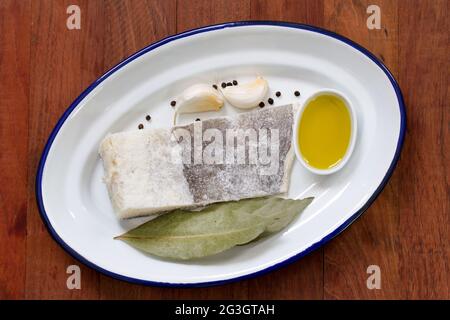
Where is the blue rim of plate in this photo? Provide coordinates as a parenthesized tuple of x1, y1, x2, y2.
(35, 21, 406, 288)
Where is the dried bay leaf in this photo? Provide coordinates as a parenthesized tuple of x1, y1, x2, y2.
(254, 197, 314, 236)
(115, 197, 313, 260)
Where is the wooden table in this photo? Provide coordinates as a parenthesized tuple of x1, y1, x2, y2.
(1, 0, 448, 299)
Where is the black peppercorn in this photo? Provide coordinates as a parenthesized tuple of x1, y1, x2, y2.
(221, 82, 227, 88)
(145, 115, 151, 121)
(275, 91, 281, 97)
(170, 100, 176, 107)
(259, 102, 265, 108)
(268, 98, 274, 105)
(232, 80, 238, 85)
(294, 91, 300, 97)
(212, 84, 218, 90)
(138, 124, 144, 129)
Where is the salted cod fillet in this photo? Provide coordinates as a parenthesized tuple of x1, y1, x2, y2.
(99, 104, 296, 219)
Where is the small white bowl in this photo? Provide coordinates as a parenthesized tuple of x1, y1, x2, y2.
(293, 89, 357, 175)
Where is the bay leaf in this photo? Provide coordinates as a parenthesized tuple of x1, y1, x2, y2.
(254, 196, 314, 236)
(115, 197, 313, 260)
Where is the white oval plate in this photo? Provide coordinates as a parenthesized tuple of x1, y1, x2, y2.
(36, 22, 405, 287)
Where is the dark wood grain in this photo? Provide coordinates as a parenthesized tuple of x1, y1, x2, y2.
(0, 0, 30, 299)
(25, 0, 106, 299)
(323, 0, 403, 299)
(102, 0, 177, 70)
(177, 0, 251, 32)
(397, 0, 449, 299)
(251, 0, 324, 27)
(0, 0, 447, 299)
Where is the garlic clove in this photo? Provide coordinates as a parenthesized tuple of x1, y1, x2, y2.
(174, 84, 224, 124)
(221, 77, 269, 109)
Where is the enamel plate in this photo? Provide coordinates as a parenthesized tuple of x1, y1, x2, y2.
(37, 22, 405, 287)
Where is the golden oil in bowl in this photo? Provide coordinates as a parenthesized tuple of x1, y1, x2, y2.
(294, 90, 356, 175)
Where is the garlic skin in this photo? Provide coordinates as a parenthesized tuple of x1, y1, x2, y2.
(221, 77, 269, 109)
(174, 84, 224, 124)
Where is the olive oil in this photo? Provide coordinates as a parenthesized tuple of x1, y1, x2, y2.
(298, 94, 351, 170)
